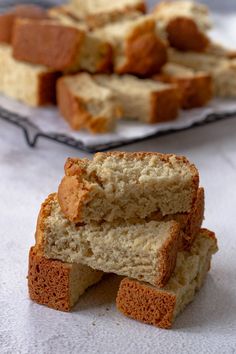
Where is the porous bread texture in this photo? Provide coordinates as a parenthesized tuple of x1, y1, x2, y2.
(154, 63, 213, 109)
(70, 0, 146, 18)
(152, 0, 210, 52)
(94, 74, 179, 123)
(48, 5, 88, 31)
(116, 228, 218, 329)
(0, 44, 59, 106)
(93, 15, 167, 76)
(58, 152, 199, 224)
(28, 246, 103, 311)
(12, 18, 112, 74)
(169, 48, 236, 98)
(206, 42, 236, 60)
(37, 194, 180, 288)
(0, 4, 47, 43)
(57, 73, 122, 133)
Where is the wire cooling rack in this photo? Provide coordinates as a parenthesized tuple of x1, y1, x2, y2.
(1, 105, 236, 153)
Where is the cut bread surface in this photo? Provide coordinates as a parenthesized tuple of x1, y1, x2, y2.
(57, 73, 122, 133)
(12, 18, 112, 73)
(93, 15, 167, 76)
(116, 228, 218, 328)
(153, 0, 211, 52)
(155, 63, 213, 109)
(37, 194, 180, 288)
(28, 246, 103, 311)
(0, 44, 59, 106)
(169, 48, 236, 97)
(58, 152, 199, 223)
(94, 74, 179, 123)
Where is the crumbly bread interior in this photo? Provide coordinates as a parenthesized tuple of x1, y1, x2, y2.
(153, 0, 211, 32)
(94, 15, 156, 70)
(48, 5, 88, 30)
(169, 48, 236, 97)
(60, 73, 121, 128)
(95, 74, 174, 122)
(41, 194, 180, 287)
(70, 0, 145, 16)
(59, 152, 199, 223)
(28, 246, 103, 311)
(161, 63, 196, 78)
(0, 44, 55, 106)
(116, 229, 218, 328)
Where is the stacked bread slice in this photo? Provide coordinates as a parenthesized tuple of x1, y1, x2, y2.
(28, 152, 218, 328)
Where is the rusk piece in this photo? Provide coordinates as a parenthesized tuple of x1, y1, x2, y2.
(0, 44, 59, 106)
(12, 18, 112, 73)
(28, 246, 103, 311)
(0, 4, 47, 43)
(57, 73, 122, 133)
(153, 63, 213, 109)
(169, 49, 236, 98)
(94, 74, 180, 123)
(153, 0, 210, 52)
(58, 152, 199, 223)
(36, 194, 181, 288)
(116, 229, 218, 329)
(93, 16, 167, 76)
(48, 5, 88, 31)
(70, 0, 146, 26)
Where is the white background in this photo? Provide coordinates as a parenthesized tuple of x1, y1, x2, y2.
(0, 1, 236, 353)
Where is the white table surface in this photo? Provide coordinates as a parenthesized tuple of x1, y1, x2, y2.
(1, 115, 236, 354)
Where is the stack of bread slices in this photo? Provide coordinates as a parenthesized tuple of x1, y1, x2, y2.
(28, 152, 218, 329)
(1, 0, 235, 134)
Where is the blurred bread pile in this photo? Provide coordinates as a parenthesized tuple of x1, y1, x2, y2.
(0, 0, 235, 133)
(28, 151, 218, 328)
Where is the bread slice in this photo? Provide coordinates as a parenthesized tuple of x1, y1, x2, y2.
(57, 73, 122, 133)
(36, 193, 181, 288)
(94, 74, 180, 123)
(12, 18, 112, 73)
(93, 16, 167, 76)
(116, 228, 218, 329)
(153, 0, 211, 52)
(59, 1, 145, 29)
(48, 5, 88, 31)
(153, 63, 213, 109)
(169, 48, 236, 98)
(0, 44, 59, 106)
(28, 246, 103, 311)
(0, 4, 47, 44)
(58, 152, 199, 223)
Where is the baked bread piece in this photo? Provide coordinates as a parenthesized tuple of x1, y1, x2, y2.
(0, 44, 59, 106)
(57, 73, 122, 133)
(36, 193, 181, 288)
(206, 42, 236, 59)
(48, 5, 88, 31)
(169, 48, 236, 97)
(93, 16, 167, 76)
(70, 0, 146, 28)
(116, 228, 218, 329)
(28, 246, 103, 311)
(153, 0, 211, 52)
(12, 18, 112, 73)
(94, 74, 179, 123)
(0, 4, 47, 44)
(153, 63, 213, 109)
(58, 152, 199, 223)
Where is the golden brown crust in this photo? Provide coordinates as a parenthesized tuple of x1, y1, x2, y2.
(116, 22, 167, 76)
(154, 73, 213, 109)
(12, 19, 85, 70)
(150, 86, 180, 123)
(57, 77, 114, 133)
(38, 71, 61, 106)
(166, 17, 209, 52)
(28, 246, 72, 311)
(0, 5, 47, 44)
(116, 278, 176, 328)
(157, 222, 180, 287)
